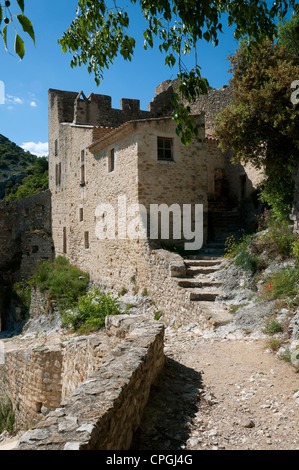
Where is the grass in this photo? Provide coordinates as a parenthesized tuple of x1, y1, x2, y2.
(29, 256, 90, 313)
(225, 212, 299, 277)
(261, 266, 299, 302)
(265, 338, 284, 352)
(263, 317, 283, 335)
(225, 234, 259, 274)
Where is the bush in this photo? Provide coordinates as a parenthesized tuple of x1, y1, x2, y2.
(0, 397, 15, 435)
(292, 239, 299, 262)
(62, 287, 123, 333)
(225, 234, 258, 274)
(30, 256, 89, 312)
(262, 266, 299, 301)
(263, 317, 283, 335)
(264, 216, 296, 258)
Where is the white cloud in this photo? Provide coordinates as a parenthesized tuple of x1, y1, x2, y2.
(21, 142, 49, 157)
(30, 101, 37, 108)
(6, 94, 24, 105)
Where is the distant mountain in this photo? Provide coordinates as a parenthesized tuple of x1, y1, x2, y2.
(0, 134, 39, 199)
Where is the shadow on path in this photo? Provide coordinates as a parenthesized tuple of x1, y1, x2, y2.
(131, 356, 203, 450)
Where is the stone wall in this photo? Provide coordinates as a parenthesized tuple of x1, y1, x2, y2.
(0, 190, 53, 331)
(12, 315, 164, 450)
(0, 190, 51, 272)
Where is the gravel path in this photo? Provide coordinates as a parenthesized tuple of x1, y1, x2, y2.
(131, 325, 299, 451)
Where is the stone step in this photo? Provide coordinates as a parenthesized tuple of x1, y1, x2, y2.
(186, 266, 221, 276)
(177, 279, 223, 288)
(187, 255, 224, 261)
(185, 259, 223, 267)
(189, 290, 225, 301)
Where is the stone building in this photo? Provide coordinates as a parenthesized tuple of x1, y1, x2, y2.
(48, 81, 262, 292)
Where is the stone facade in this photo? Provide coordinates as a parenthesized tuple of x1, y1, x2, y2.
(48, 82, 262, 325)
(10, 315, 165, 450)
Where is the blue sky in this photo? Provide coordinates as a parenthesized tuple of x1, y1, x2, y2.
(0, 1, 242, 156)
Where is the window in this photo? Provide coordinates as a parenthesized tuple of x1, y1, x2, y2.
(108, 148, 115, 173)
(84, 231, 90, 249)
(79, 207, 84, 222)
(55, 162, 62, 185)
(80, 149, 85, 186)
(54, 139, 58, 156)
(157, 137, 173, 161)
(63, 227, 67, 254)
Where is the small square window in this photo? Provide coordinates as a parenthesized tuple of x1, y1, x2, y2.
(157, 137, 173, 161)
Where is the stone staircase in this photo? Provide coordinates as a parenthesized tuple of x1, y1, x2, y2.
(169, 201, 246, 327)
(173, 257, 232, 327)
(172, 201, 245, 326)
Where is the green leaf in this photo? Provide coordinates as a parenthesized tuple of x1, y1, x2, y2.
(3, 24, 8, 51)
(15, 33, 25, 59)
(17, 14, 35, 45)
(17, 0, 25, 13)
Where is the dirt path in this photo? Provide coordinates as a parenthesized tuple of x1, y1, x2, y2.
(132, 326, 299, 451)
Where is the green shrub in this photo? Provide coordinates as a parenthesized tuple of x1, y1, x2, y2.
(265, 217, 296, 258)
(229, 235, 259, 274)
(292, 239, 299, 261)
(62, 287, 123, 333)
(30, 256, 89, 312)
(0, 397, 15, 435)
(263, 267, 299, 301)
(263, 317, 283, 335)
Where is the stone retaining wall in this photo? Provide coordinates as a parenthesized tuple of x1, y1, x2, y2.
(6, 314, 164, 450)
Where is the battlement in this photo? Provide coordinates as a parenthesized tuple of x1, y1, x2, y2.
(48, 89, 149, 129)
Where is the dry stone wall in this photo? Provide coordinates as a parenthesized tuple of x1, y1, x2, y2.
(12, 315, 164, 450)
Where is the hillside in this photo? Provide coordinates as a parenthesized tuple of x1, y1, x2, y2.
(0, 134, 38, 179)
(0, 135, 48, 200)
